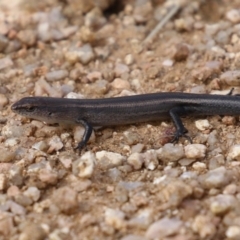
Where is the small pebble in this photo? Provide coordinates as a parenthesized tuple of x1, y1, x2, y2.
(52, 187, 78, 214)
(184, 144, 207, 159)
(23, 187, 41, 202)
(17, 29, 37, 46)
(111, 78, 131, 90)
(123, 131, 140, 145)
(195, 119, 211, 131)
(48, 135, 64, 153)
(0, 34, 8, 52)
(114, 63, 129, 77)
(121, 234, 146, 240)
(210, 194, 236, 215)
(38, 169, 58, 185)
(227, 144, 240, 161)
(226, 226, 240, 239)
(87, 71, 102, 82)
(105, 208, 126, 230)
(0, 57, 13, 70)
(127, 153, 144, 170)
(226, 9, 240, 23)
(162, 59, 174, 67)
(220, 70, 240, 86)
(145, 218, 183, 239)
(158, 143, 185, 162)
(45, 70, 68, 81)
(72, 151, 95, 178)
(19, 223, 46, 240)
(192, 162, 207, 172)
(0, 173, 7, 190)
(77, 44, 95, 65)
(172, 43, 190, 61)
(192, 215, 216, 238)
(201, 166, 231, 189)
(96, 151, 125, 170)
(124, 54, 134, 65)
(143, 150, 158, 170)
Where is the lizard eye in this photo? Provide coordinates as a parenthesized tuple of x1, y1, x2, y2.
(26, 106, 35, 112)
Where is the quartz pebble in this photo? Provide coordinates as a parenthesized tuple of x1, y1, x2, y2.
(111, 78, 131, 90)
(19, 223, 46, 240)
(226, 226, 240, 239)
(220, 70, 240, 86)
(127, 153, 144, 170)
(124, 54, 134, 65)
(121, 235, 146, 240)
(0, 148, 15, 162)
(210, 194, 236, 215)
(195, 119, 211, 131)
(145, 218, 183, 239)
(143, 150, 159, 170)
(38, 169, 58, 185)
(114, 63, 129, 77)
(226, 9, 240, 23)
(192, 215, 216, 238)
(104, 208, 126, 230)
(184, 144, 206, 159)
(48, 135, 64, 153)
(158, 180, 193, 207)
(123, 131, 140, 145)
(46, 70, 68, 81)
(227, 144, 240, 161)
(201, 166, 231, 189)
(23, 186, 41, 202)
(72, 151, 95, 178)
(0, 57, 13, 70)
(96, 151, 125, 170)
(158, 144, 184, 162)
(77, 44, 95, 64)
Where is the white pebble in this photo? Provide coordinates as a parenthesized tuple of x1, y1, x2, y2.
(127, 153, 143, 170)
(105, 208, 126, 229)
(203, 166, 230, 189)
(226, 9, 240, 23)
(96, 151, 125, 169)
(114, 63, 129, 77)
(72, 151, 95, 178)
(46, 70, 68, 82)
(145, 218, 183, 238)
(48, 135, 63, 153)
(210, 194, 236, 215)
(143, 150, 159, 170)
(124, 54, 134, 65)
(227, 144, 240, 161)
(158, 143, 185, 162)
(184, 144, 207, 159)
(23, 186, 41, 202)
(192, 162, 207, 171)
(162, 59, 174, 67)
(0, 57, 13, 70)
(195, 119, 211, 131)
(220, 70, 240, 86)
(226, 226, 240, 239)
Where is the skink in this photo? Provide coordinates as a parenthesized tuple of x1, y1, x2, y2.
(11, 90, 240, 150)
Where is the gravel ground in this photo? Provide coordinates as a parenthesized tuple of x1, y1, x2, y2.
(1, 0, 240, 239)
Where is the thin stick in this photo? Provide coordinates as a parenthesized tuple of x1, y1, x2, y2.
(143, 4, 181, 46)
